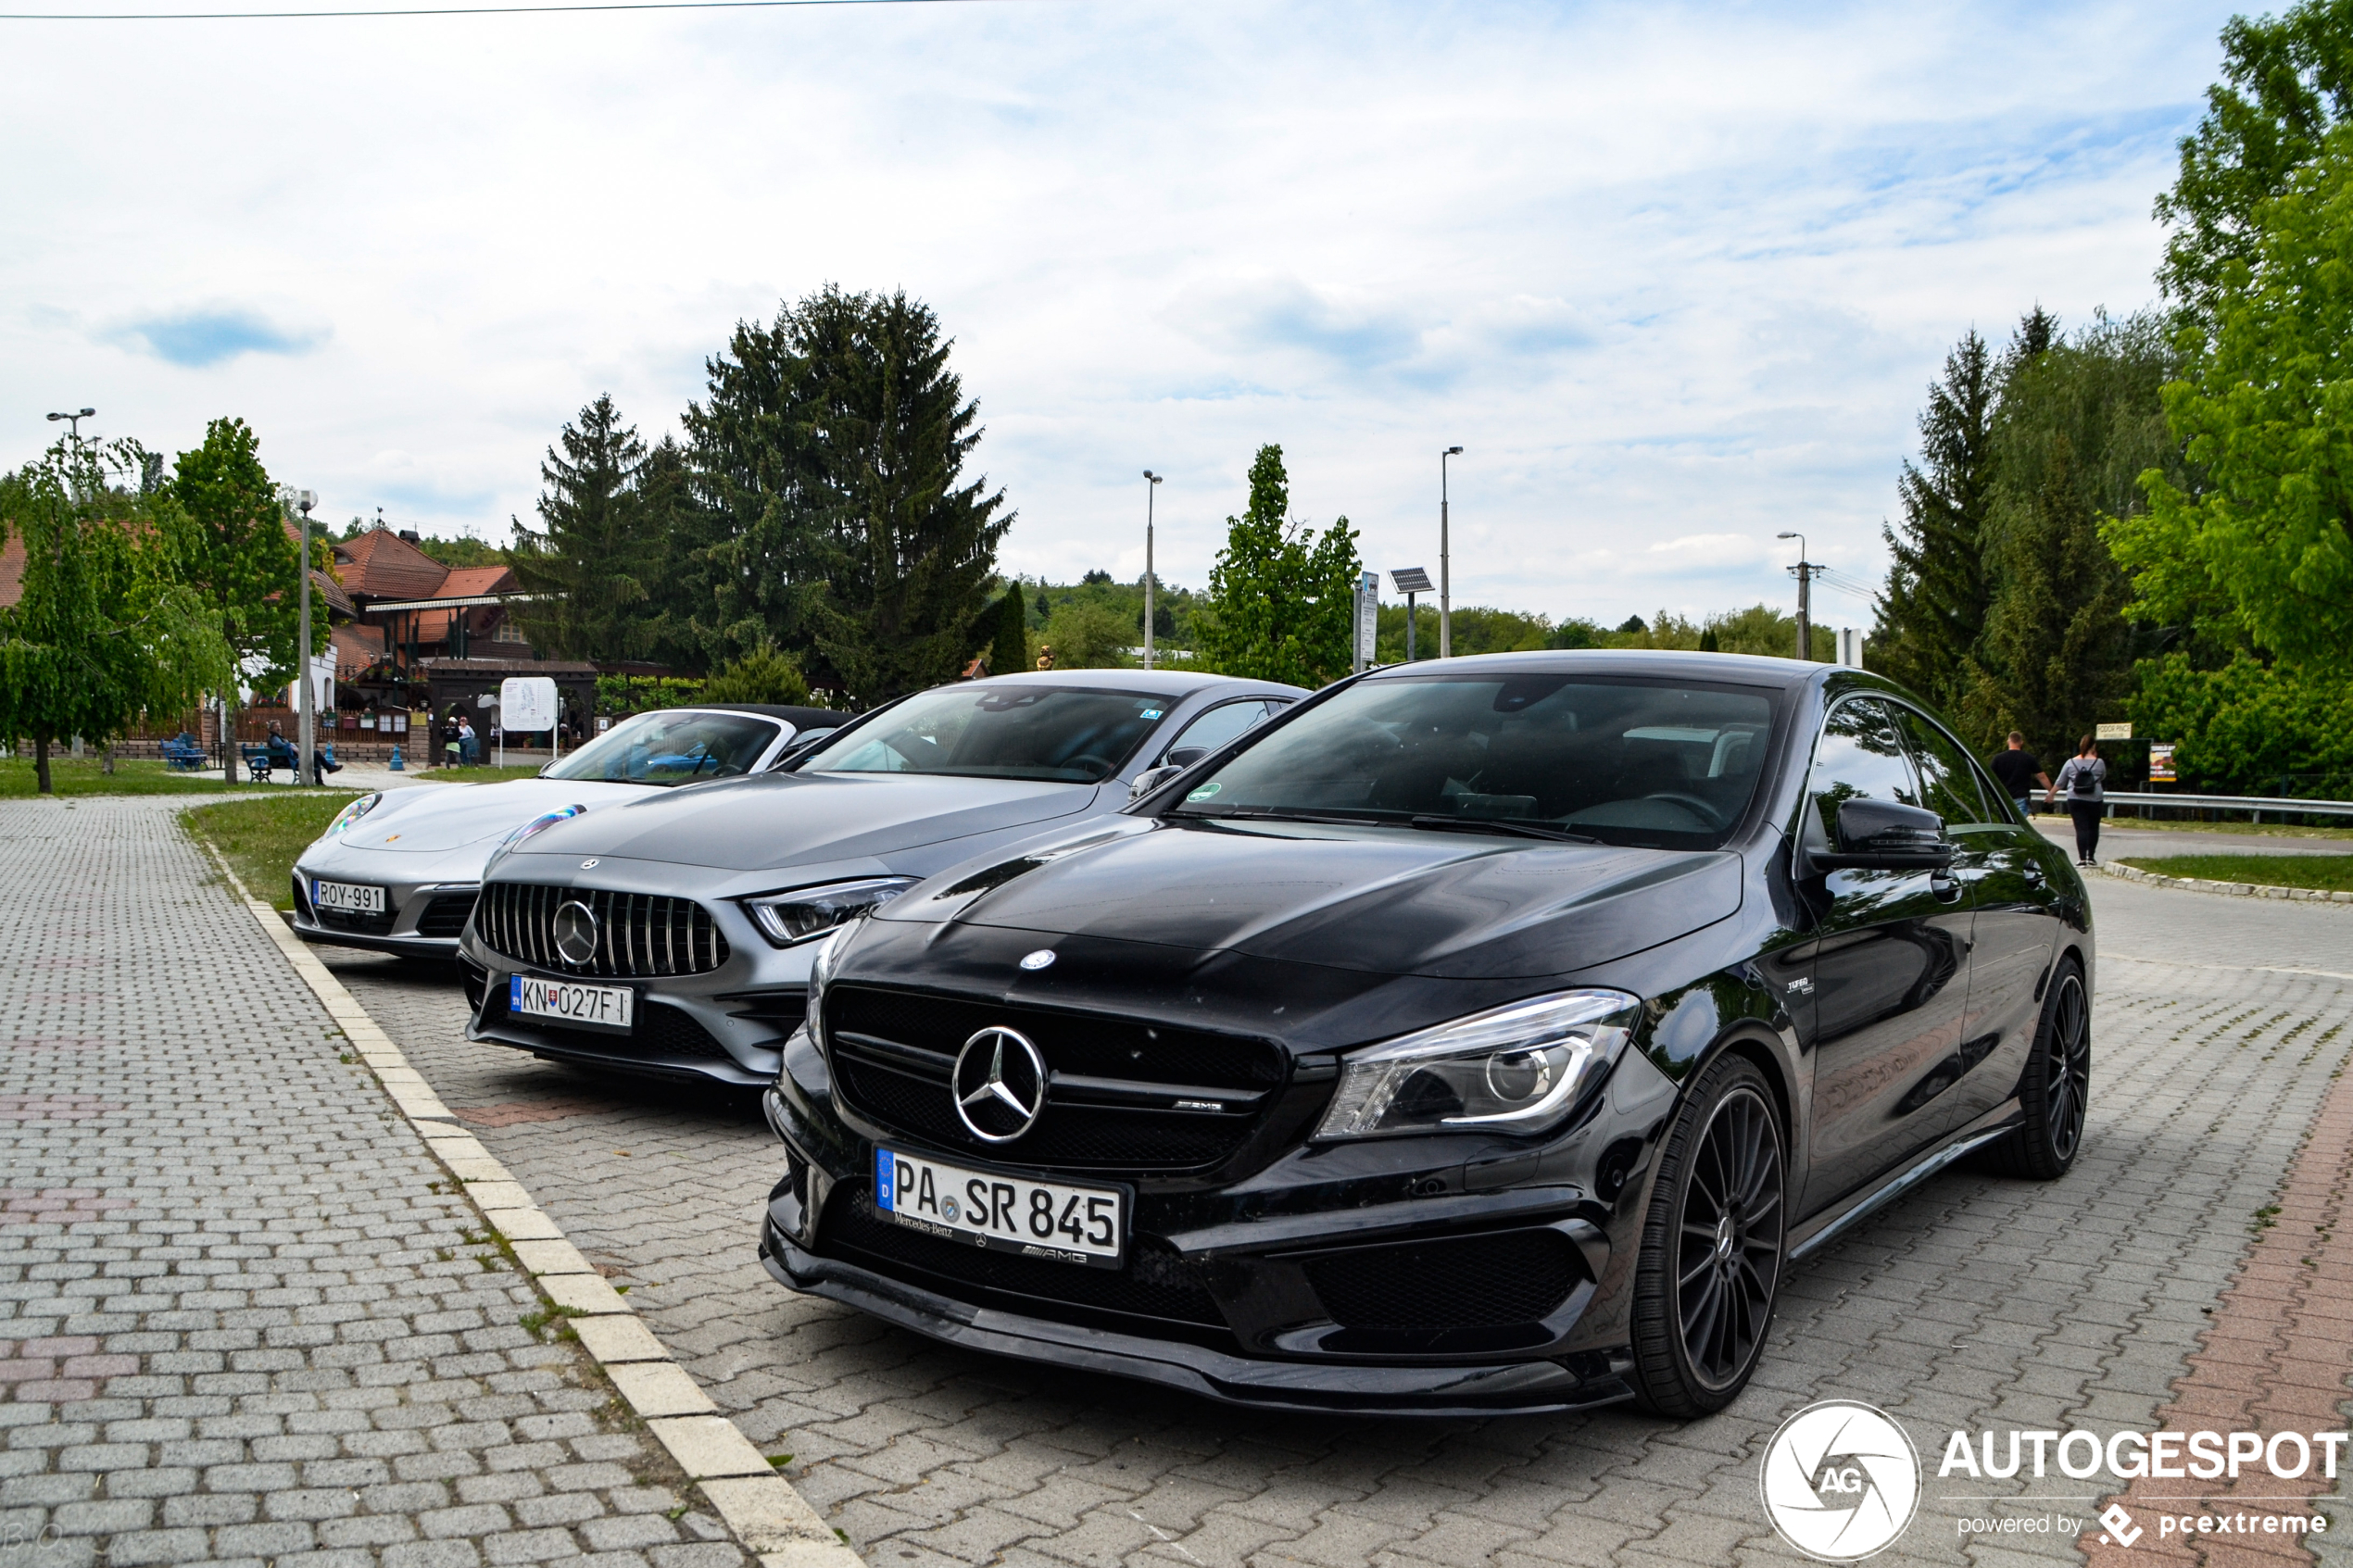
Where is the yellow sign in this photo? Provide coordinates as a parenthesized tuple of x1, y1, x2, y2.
(2095, 721, 2133, 741)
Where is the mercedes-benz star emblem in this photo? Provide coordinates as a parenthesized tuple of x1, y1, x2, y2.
(550, 900, 600, 967)
(951, 1026, 1048, 1144)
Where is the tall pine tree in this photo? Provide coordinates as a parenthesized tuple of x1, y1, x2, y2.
(509, 395, 665, 665)
(1870, 330, 1997, 708)
(988, 581, 1029, 676)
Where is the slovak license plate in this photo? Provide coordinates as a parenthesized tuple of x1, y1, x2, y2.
(509, 973, 635, 1033)
(312, 879, 385, 914)
(875, 1147, 1125, 1268)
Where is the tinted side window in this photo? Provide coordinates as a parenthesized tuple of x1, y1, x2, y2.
(1894, 707, 1991, 827)
(1805, 698, 1919, 851)
(1164, 699, 1280, 762)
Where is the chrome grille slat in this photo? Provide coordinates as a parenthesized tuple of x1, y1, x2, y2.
(478, 883, 730, 977)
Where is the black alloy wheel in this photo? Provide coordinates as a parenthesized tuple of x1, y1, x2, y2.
(1629, 1054, 1785, 1416)
(1982, 960, 2090, 1181)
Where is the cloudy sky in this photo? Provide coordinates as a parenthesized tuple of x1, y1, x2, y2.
(4, 0, 2235, 628)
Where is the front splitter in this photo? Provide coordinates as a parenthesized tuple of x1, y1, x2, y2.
(761, 1225, 1634, 1418)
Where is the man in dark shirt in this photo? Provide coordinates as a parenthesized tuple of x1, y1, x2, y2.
(1988, 732, 2049, 816)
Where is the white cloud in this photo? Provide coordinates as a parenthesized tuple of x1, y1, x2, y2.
(0, 0, 2236, 624)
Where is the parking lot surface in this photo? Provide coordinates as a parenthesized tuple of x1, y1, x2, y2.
(0, 797, 755, 1568)
(323, 858, 2353, 1566)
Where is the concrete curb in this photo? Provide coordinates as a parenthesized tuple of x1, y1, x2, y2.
(2101, 859, 2353, 905)
(195, 837, 862, 1568)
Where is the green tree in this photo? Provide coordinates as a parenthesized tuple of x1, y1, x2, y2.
(988, 582, 1029, 676)
(1040, 600, 1134, 670)
(677, 312, 820, 665)
(2117, 127, 2353, 670)
(796, 288, 1012, 701)
(509, 395, 665, 665)
(1194, 445, 1361, 686)
(2128, 652, 2353, 795)
(0, 443, 233, 792)
(170, 418, 304, 782)
(2155, 0, 2353, 320)
(1870, 329, 2000, 708)
(700, 637, 812, 705)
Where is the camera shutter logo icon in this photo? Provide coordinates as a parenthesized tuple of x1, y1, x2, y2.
(1758, 1400, 1920, 1561)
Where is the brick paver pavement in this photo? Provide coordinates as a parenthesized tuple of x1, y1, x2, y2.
(0, 797, 757, 1568)
(317, 843, 2353, 1565)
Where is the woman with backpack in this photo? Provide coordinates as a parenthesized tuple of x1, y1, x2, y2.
(2048, 735, 2107, 867)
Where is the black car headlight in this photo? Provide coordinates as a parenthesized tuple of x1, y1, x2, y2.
(1315, 989, 1642, 1140)
(741, 877, 917, 947)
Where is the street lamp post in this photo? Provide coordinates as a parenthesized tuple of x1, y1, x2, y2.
(44, 408, 96, 450)
(1776, 532, 1818, 662)
(295, 490, 319, 784)
(1440, 446, 1463, 658)
(1142, 471, 1163, 671)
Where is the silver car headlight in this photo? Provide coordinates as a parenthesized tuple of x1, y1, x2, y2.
(740, 877, 917, 947)
(804, 927, 846, 1050)
(1315, 989, 1641, 1141)
(322, 792, 384, 838)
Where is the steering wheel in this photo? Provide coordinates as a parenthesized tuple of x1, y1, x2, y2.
(1642, 792, 1729, 829)
(1066, 754, 1115, 781)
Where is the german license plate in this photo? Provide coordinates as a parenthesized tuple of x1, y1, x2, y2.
(510, 973, 635, 1033)
(874, 1148, 1124, 1267)
(313, 879, 385, 914)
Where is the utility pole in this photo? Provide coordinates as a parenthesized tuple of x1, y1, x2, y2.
(1440, 446, 1463, 657)
(295, 490, 319, 783)
(1777, 532, 1819, 661)
(1142, 471, 1163, 671)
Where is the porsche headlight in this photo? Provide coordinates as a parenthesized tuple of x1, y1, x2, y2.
(323, 792, 384, 838)
(741, 877, 917, 947)
(1314, 989, 1641, 1140)
(498, 803, 589, 853)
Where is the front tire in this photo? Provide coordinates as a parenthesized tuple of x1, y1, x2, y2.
(1981, 959, 2089, 1181)
(1629, 1054, 1786, 1416)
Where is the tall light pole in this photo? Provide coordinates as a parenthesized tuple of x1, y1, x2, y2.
(45, 408, 96, 451)
(1777, 532, 1818, 662)
(1440, 445, 1463, 658)
(295, 490, 319, 784)
(1142, 471, 1163, 671)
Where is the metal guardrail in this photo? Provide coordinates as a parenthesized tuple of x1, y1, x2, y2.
(2097, 791, 2353, 822)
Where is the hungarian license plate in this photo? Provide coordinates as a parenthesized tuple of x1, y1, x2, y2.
(874, 1148, 1125, 1267)
(312, 879, 385, 914)
(509, 973, 635, 1033)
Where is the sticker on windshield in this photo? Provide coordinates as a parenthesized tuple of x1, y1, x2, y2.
(1139, 709, 1164, 719)
(1187, 782, 1221, 800)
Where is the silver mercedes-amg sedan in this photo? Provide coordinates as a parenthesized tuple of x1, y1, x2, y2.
(457, 671, 1304, 1086)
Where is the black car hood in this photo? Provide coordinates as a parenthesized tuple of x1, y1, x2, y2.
(887, 817, 1743, 980)
(507, 770, 1104, 872)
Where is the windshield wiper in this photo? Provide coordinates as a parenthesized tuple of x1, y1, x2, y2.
(1186, 806, 1402, 828)
(1408, 814, 1599, 844)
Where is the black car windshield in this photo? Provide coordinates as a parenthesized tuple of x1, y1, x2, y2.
(797, 684, 1179, 784)
(542, 710, 782, 785)
(1168, 672, 1779, 848)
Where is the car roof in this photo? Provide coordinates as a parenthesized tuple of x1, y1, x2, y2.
(681, 704, 848, 728)
(961, 669, 1307, 697)
(1358, 647, 1824, 691)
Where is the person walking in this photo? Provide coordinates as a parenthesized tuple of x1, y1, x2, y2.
(2049, 735, 2107, 867)
(1988, 732, 2051, 820)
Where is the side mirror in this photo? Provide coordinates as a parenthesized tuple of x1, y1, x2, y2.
(1165, 746, 1209, 768)
(1129, 763, 1187, 800)
(1815, 799, 1955, 871)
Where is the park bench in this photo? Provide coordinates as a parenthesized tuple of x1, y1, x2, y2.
(160, 734, 208, 771)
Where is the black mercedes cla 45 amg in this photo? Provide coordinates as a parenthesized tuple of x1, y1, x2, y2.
(757, 651, 2093, 1416)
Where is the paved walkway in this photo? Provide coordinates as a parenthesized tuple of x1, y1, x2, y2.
(322, 848, 2353, 1564)
(0, 797, 756, 1568)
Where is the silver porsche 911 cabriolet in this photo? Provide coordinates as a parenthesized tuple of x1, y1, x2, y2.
(290, 704, 841, 959)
